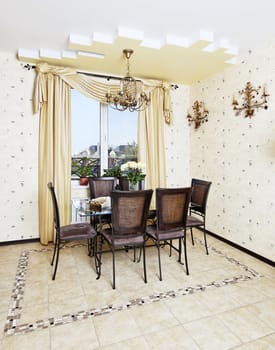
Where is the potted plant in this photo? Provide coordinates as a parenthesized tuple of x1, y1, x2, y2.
(120, 161, 146, 190)
(103, 166, 122, 177)
(102, 166, 122, 189)
(76, 157, 93, 186)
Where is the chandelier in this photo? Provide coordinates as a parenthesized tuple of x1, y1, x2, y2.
(105, 49, 150, 112)
(232, 81, 269, 118)
(187, 100, 209, 129)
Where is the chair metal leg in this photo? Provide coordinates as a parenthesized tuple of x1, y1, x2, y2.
(51, 236, 58, 266)
(178, 238, 182, 263)
(203, 223, 209, 255)
(156, 241, 162, 281)
(190, 228, 194, 245)
(88, 237, 95, 257)
(52, 238, 60, 280)
(169, 239, 172, 257)
(137, 247, 142, 263)
(143, 245, 147, 283)
(112, 247, 116, 289)
(95, 235, 103, 280)
(183, 234, 189, 275)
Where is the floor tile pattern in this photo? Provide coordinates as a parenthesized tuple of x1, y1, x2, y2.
(3, 238, 263, 337)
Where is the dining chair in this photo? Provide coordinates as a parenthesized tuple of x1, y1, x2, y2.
(48, 182, 97, 280)
(186, 178, 212, 254)
(88, 176, 116, 198)
(146, 187, 192, 281)
(88, 176, 116, 227)
(99, 189, 153, 289)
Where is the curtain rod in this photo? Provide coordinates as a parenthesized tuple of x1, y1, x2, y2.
(23, 63, 122, 81)
(23, 63, 179, 89)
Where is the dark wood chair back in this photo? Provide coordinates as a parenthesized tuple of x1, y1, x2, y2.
(88, 177, 116, 199)
(156, 187, 192, 231)
(111, 189, 153, 236)
(190, 178, 212, 214)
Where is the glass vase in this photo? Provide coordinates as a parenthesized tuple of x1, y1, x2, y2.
(129, 181, 139, 191)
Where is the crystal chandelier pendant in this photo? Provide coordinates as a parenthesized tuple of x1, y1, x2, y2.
(105, 49, 150, 112)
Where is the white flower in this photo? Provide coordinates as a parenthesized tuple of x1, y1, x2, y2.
(127, 161, 138, 169)
(120, 163, 128, 171)
(137, 162, 146, 174)
(120, 161, 146, 184)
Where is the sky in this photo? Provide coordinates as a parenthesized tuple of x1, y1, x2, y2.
(71, 89, 137, 155)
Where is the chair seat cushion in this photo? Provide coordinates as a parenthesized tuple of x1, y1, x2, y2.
(186, 215, 204, 227)
(101, 228, 144, 247)
(146, 226, 184, 241)
(60, 223, 96, 240)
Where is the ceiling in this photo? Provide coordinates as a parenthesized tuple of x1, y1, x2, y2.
(2, 0, 275, 84)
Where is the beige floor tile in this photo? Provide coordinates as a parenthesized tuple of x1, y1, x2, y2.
(241, 276, 275, 298)
(195, 284, 243, 314)
(129, 301, 179, 334)
(2, 328, 50, 350)
(229, 281, 269, 306)
(183, 315, 242, 350)
(19, 302, 49, 324)
(23, 281, 49, 306)
(234, 333, 275, 349)
(93, 309, 141, 347)
(0, 311, 9, 341)
(218, 306, 274, 342)
(0, 233, 273, 348)
(101, 335, 151, 350)
(0, 288, 13, 314)
(245, 298, 275, 331)
(48, 278, 85, 304)
(164, 293, 212, 323)
(144, 324, 200, 349)
(50, 318, 99, 350)
(48, 294, 89, 318)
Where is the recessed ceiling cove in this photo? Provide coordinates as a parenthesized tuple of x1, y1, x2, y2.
(18, 28, 238, 85)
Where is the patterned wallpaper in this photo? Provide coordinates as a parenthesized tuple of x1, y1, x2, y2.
(0, 53, 39, 241)
(165, 85, 190, 188)
(189, 44, 275, 262)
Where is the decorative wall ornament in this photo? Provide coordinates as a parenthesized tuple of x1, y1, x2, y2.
(232, 81, 269, 118)
(105, 49, 150, 112)
(187, 100, 209, 129)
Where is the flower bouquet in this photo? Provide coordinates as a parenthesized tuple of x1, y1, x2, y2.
(120, 161, 146, 190)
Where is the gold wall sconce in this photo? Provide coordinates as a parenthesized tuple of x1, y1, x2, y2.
(187, 100, 209, 129)
(232, 82, 269, 118)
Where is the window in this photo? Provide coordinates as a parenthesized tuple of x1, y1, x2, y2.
(71, 89, 138, 177)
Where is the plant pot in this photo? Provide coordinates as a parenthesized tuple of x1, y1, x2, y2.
(79, 177, 89, 186)
(129, 181, 139, 191)
(118, 176, 129, 190)
(118, 176, 145, 191)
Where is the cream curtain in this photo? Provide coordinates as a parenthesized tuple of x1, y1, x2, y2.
(33, 63, 173, 243)
(138, 82, 172, 208)
(34, 65, 72, 245)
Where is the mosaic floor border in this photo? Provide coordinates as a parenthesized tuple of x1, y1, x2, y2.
(3, 239, 263, 336)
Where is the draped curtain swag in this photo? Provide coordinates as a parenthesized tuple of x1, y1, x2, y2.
(34, 62, 173, 244)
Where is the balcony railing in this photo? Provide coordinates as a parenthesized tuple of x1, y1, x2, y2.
(71, 156, 137, 179)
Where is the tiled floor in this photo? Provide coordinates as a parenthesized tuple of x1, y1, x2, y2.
(0, 230, 274, 349)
